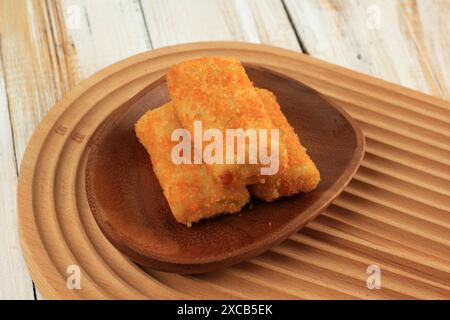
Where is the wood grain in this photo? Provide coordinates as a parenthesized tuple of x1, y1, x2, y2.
(284, 0, 450, 99)
(401, 0, 450, 99)
(140, 0, 301, 51)
(0, 0, 152, 162)
(0, 0, 69, 162)
(0, 38, 35, 300)
(58, 0, 152, 81)
(17, 42, 450, 299)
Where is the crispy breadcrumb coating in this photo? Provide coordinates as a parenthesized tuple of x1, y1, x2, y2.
(249, 89, 321, 201)
(135, 103, 250, 226)
(167, 57, 278, 187)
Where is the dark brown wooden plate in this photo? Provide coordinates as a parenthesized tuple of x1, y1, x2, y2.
(85, 65, 365, 274)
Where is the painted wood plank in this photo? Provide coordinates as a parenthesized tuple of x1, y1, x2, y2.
(284, 0, 449, 99)
(58, 0, 152, 81)
(401, 0, 450, 99)
(0, 0, 151, 162)
(0, 0, 65, 300)
(0, 40, 35, 300)
(140, 0, 301, 51)
(0, 0, 69, 162)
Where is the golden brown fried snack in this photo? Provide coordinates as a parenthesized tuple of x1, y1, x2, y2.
(138, 57, 320, 225)
(135, 103, 250, 226)
(166, 57, 278, 187)
(167, 56, 319, 201)
(249, 89, 320, 201)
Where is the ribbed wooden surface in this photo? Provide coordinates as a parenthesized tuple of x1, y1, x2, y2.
(18, 42, 450, 299)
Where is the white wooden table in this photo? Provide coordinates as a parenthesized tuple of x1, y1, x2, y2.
(0, 0, 448, 299)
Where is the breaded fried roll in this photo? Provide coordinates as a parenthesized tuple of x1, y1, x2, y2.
(135, 103, 250, 226)
(249, 89, 320, 201)
(167, 56, 319, 201)
(166, 57, 278, 187)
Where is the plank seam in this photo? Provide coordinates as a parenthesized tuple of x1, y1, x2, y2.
(52, 0, 76, 88)
(0, 35, 19, 173)
(32, 283, 37, 300)
(280, 0, 309, 54)
(138, 0, 154, 50)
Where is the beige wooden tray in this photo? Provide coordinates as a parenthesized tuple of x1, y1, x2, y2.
(18, 42, 450, 299)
